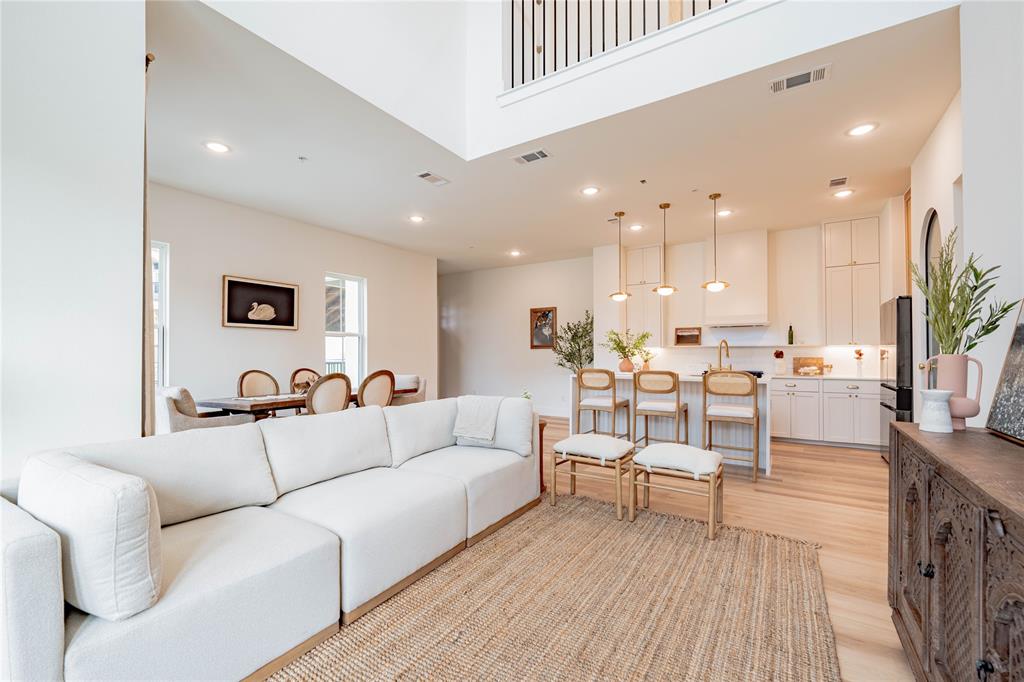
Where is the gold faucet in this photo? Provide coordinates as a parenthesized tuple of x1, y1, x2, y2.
(717, 339, 732, 370)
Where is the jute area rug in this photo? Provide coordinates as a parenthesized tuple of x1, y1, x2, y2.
(273, 496, 841, 681)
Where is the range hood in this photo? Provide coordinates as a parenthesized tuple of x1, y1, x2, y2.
(703, 229, 769, 327)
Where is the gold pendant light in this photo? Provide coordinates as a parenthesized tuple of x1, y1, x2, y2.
(702, 192, 730, 293)
(652, 202, 676, 296)
(609, 211, 629, 302)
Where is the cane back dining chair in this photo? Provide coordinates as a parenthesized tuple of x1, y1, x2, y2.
(305, 373, 352, 415)
(575, 368, 631, 441)
(633, 370, 689, 447)
(702, 370, 760, 482)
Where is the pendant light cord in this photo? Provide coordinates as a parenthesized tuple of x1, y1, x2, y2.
(713, 196, 718, 281)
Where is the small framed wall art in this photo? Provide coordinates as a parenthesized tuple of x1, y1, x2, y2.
(530, 307, 557, 349)
(222, 275, 299, 330)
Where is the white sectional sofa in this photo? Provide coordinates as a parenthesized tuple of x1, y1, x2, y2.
(1, 397, 539, 681)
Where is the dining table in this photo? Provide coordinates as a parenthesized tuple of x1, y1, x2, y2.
(197, 387, 417, 418)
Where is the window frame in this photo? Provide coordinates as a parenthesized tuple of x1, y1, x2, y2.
(324, 272, 367, 384)
(152, 240, 171, 387)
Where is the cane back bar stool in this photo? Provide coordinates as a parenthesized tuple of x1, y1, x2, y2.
(702, 370, 760, 482)
(633, 370, 689, 447)
(575, 368, 631, 441)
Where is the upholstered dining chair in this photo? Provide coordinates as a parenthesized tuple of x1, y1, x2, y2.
(237, 369, 280, 397)
(289, 367, 321, 393)
(357, 369, 395, 407)
(391, 375, 426, 405)
(305, 373, 352, 415)
(633, 370, 689, 447)
(702, 370, 760, 482)
(575, 368, 631, 441)
(156, 386, 253, 434)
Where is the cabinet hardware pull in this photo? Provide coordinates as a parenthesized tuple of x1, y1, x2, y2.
(976, 659, 994, 680)
(785, 383, 796, 387)
(916, 560, 935, 579)
(988, 510, 1006, 538)
(846, 384, 859, 389)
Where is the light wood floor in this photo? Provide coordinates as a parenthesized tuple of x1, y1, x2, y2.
(542, 418, 912, 681)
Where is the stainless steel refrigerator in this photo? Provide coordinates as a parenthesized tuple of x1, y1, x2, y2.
(879, 296, 913, 462)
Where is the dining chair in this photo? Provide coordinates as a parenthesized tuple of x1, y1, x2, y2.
(237, 369, 279, 397)
(633, 370, 689, 447)
(305, 373, 351, 415)
(289, 368, 321, 393)
(357, 369, 395, 407)
(702, 370, 760, 482)
(575, 368, 630, 441)
(155, 387, 254, 434)
(391, 375, 426, 405)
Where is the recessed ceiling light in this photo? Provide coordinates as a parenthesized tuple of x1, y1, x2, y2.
(509, 249, 522, 257)
(581, 186, 600, 196)
(846, 123, 877, 137)
(717, 209, 733, 217)
(629, 224, 643, 232)
(409, 215, 424, 223)
(204, 141, 230, 153)
(833, 189, 855, 198)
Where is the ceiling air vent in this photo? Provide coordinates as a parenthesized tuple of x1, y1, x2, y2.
(769, 63, 831, 94)
(829, 177, 848, 188)
(416, 171, 450, 186)
(512, 148, 551, 165)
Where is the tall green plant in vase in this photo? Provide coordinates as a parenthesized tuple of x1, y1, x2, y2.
(601, 328, 651, 373)
(552, 311, 594, 373)
(911, 228, 1020, 429)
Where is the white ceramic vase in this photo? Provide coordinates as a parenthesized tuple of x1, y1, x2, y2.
(919, 389, 954, 433)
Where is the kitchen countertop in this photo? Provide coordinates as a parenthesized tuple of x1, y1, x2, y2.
(771, 374, 882, 381)
(574, 371, 772, 385)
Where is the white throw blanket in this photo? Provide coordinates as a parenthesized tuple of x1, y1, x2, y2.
(453, 395, 504, 443)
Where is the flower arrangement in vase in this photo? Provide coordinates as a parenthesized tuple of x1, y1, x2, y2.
(854, 348, 864, 378)
(912, 229, 1020, 429)
(638, 346, 655, 371)
(601, 329, 651, 373)
(773, 349, 786, 375)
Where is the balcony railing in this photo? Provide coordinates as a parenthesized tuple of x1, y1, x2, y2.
(509, 0, 728, 89)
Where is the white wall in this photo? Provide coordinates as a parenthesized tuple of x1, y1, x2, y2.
(438, 256, 593, 416)
(959, 0, 1024, 424)
(149, 184, 438, 401)
(1, 1, 145, 479)
(878, 194, 909, 303)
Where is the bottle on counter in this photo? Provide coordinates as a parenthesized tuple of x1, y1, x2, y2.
(787, 325, 794, 345)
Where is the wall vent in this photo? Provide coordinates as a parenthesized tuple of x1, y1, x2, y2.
(417, 171, 450, 186)
(829, 176, 848, 188)
(512, 148, 550, 165)
(769, 63, 831, 94)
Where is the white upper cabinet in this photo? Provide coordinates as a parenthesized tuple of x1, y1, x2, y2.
(703, 229, 769, 327)
(625, 246, 661, 285)
(626, 283, 663, 346)
(851, 263, 880, 345)
(824, 217, 878, 267)
(825, 266, 854, 345)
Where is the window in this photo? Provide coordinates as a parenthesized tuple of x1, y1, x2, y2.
(325, 273, 365, 384)
(924, 211, 941, 358)
(151, 241, 170, 387)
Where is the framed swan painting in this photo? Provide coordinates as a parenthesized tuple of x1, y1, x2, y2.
(222, 275, 299, 330)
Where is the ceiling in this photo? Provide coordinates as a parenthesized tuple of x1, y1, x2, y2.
(147, 2, 960, 274)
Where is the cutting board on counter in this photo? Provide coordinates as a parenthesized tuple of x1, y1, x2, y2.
(792, 356, 825, 376)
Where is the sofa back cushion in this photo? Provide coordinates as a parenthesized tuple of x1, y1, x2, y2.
(18, 451, 162, 621)
(455, 397, 534, 456)
(383, 398, 458, 467)
(258, 405, 392, 494)
(58, 423, 277, 526)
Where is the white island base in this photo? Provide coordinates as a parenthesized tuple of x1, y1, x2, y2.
(569, 372, 772, 477)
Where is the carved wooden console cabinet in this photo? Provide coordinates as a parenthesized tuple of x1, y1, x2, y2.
(889, 423, 1024, 681)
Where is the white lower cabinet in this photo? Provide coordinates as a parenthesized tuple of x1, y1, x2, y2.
(822, 392, 883, 446)
(770, 392, 792, 437)
(770, 378, 881, 446)
(770, 389, 821, 440)
(853, 395, 881, 446)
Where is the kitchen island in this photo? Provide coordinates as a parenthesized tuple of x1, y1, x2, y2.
(569, 371, 772, 477)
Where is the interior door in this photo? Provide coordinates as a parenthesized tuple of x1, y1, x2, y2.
(826, 266, 854, 345)
(852, 263, 880, 344)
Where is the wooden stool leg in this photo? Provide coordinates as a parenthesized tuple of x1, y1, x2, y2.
(628, 462, 636, 522)
(716, 472, 724, 523)
(643, 470, 650, 508)
(708, 470, 718, 540)
(570, 461, 576, 495)
(683, 408, 689, 445)
(644, 415, 650, 447)
(614, 460, 623, 520)
(549, 452, 557, 505)
(674, 413, 680, 444)
(752, 418, 760, 483)
(632, 409, 638, 449)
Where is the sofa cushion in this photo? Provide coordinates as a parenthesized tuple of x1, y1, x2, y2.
(18, 452, 162, 621)
(259, 405, 392, 494)
(55, 423, 277, 526)
(63, 507, 339, 682)
(383, 398, 458, 467)
(455, 397, 534, 456)
(400, 445, 538, 537)
(270, 467, 466, 613)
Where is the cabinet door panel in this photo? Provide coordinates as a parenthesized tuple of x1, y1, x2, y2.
(896, 441, 933, 671)
(825, 221, 852, 267)
(852, 263, 880, 345)
(826, 266, 854, 345)
(643, 287, 663, 346)
(625, 249, 645, 285)
(770, 393, 791, 437)
(643, 246, 662, 284)
(823, 394, 854, 442)
(854, 394, 882, 446)
(984, 514, 1024, 681)
(791, 393, 821, 440)
(626, 284, 644, 332)
(929, 474, 984, 682)
(852, 217, 879, 264)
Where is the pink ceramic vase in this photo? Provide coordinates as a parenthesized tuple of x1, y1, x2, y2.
(618, 358, 635, 373)
(927, 354, 983, 430)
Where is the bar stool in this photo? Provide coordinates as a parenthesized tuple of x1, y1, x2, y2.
(633, 370, 689, 447)
(575, 368, 631, 441)
(702, 370, 760, 482)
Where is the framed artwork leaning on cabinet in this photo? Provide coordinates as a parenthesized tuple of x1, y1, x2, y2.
(987, 303, 1024, 446)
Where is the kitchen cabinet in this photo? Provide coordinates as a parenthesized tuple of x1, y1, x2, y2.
(769, 379, 821, 440)
(824, 221, 852, 268)
(826, 262, 879, 345)
(822, 379, 882, 445)
(823, 394, 856, 442)
(824, 217, 878, 267)
(626, 283, 663, 345)
(625, 246, 661, 285)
